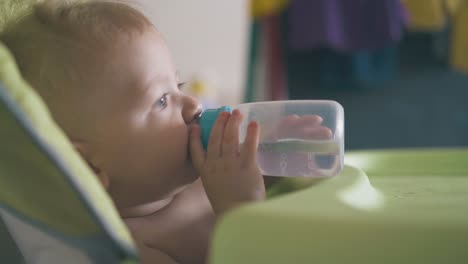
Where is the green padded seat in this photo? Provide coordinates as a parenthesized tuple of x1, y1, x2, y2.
(0, 40, 138, 263)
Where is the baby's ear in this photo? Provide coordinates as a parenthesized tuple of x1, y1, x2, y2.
(72, 140, 110, 190)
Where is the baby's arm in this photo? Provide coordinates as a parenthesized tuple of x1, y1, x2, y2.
(190, 109, 265, 215)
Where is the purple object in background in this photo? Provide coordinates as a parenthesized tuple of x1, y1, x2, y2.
(290, 0, 408, 52)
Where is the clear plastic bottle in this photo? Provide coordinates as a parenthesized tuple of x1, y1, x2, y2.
(198, 100, 344, 177)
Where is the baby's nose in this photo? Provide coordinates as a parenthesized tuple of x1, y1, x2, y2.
(182, 95, 202, 124)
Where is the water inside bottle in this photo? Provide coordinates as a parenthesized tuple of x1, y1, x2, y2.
(257, 139, 341, 177)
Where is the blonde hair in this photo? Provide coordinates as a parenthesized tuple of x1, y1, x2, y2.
(0, 0, 153, 134)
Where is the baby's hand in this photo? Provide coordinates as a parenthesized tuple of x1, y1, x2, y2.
(190, 109, 265, 215)
(269, 114, 333, 140)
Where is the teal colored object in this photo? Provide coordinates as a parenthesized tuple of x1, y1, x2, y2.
(199, 106, 232, 149)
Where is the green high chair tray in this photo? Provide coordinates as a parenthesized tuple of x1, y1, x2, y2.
(210, 149, 468, 263)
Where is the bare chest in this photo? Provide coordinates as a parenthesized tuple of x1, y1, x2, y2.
(125, 184, 215, 263)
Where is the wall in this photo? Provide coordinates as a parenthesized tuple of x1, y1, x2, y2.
(133, 0, 249, 105)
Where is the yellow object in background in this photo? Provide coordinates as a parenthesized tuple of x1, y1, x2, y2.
(451, 1, 468, 73)
(444, 0, 463, 15)
(402, 0, 462, 31)
(187, 74, 219, 108)
(190, 78, 206, 96)
(250, 0, 288, 18)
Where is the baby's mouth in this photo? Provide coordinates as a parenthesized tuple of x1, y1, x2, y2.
(189, 111, 203, 126)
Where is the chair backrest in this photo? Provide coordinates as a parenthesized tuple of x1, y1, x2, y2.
(0, 40, 138, 263)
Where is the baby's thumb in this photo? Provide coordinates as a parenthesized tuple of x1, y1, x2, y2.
(189, 124, 205, 171)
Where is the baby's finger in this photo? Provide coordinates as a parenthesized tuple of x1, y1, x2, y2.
(207, 111, 230, 159)
(277, 115, 323, 138)
(222, 109, 242, 157)
(303, 126, 333, 139)
(278, 114, 300, 127)
(240, 121, 260, 164)
(190, 124, 205, 171)
(281, 115, 323, 128)
(295, 115, 323, 126)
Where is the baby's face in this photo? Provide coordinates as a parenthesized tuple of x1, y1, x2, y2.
(87, 29, 202, 207)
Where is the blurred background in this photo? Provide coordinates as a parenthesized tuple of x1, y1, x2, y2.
(135, 0, 468, 150)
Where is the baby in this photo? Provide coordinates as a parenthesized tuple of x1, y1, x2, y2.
(1, 1, 331, 263)
(1, 1, 264, 263)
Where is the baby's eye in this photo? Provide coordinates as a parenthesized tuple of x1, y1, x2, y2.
(154, 93, 168, 109)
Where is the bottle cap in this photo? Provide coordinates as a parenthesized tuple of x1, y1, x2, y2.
(199, 106, 232, 149)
